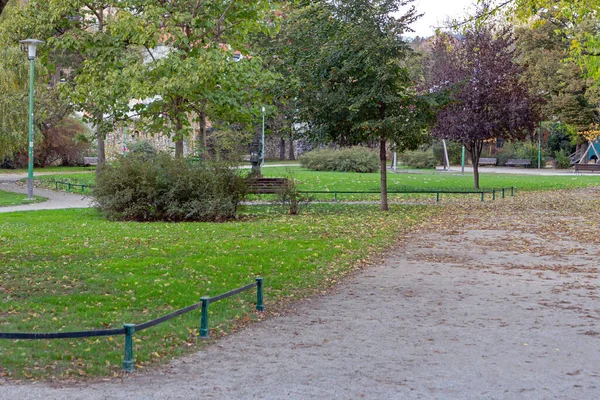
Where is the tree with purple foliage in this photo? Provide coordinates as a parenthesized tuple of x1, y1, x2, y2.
(428, 23, 539, 189)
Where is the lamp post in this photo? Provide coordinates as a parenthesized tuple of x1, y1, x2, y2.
(261, 106, 265, 166)
(20, 39, 44, 200)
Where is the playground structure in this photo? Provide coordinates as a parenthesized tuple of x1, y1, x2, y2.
(573, 127, 600, 164)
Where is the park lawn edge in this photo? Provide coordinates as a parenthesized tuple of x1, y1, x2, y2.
(0, 189, 47, 207)
(0, 204, 438, 381)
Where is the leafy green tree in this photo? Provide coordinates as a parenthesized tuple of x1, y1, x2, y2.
(107, 0, 279, 158)
(516, 14, 599, 131)
(500, 0, 600, 79)
(273, 0, 435, 211)
(0, 46, 72, 162)
(1, 0, 279, 161)
(0, 1, 134, 165)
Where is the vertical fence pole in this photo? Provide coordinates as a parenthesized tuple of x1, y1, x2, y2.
(436, 192, 440, 203)
(81, 185, 85, 194)
(67, 182, 71, 192)
(502, 188, 505, 199)
(55, 181, 58, 190)
(334, 192, 338, 202)
(511, 187, 514, 197)
(200, 297, 210, 339)
(481, 192, 484, 202)
(492, 189, 496, 201)
(122, 324, 135, 372)
(256, 277, 264, 311)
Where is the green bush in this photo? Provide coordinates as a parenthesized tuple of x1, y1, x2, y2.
(128, 140, 157, 156)
(496, 142, 519, 166)
(432, 140, 463, 165)
(93, 153, 247, 221)
(554, 149, 572, 169)
(516, 141, 546, 167)
(299, 147, 379, 173)
(398, 148, 437, 169)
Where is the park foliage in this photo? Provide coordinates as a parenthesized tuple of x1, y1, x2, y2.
(299, 147, 380, 173)
(93, 153, 246, 222)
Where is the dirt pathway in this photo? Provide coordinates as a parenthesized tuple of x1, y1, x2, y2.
(0, 174, 92, 212)
(1, 190, 599, 399)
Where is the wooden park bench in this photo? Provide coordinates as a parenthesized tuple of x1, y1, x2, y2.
(573, 163, 600, 174)
(83, 157, 98, 166)
(505, 159, 531, 168)
(247, 178, 289, 194)
(478, 158, 497, 166)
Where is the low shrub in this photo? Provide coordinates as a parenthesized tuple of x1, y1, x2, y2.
(496, 142, 519, 166)
(398, 148, 437, 169)
(432, 140, 463, 165)
(128, 140, 157, 156)
(299, 147, 379, 173)
(93, 153, 247, 221)
(516, 141, 546, 167)
(554, 149, 572, 169)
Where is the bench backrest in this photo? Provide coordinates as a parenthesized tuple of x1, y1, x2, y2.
(506, 159, 530, 164)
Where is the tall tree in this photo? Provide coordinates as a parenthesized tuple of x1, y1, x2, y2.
(0, 1, 134, 166)
(275, 0, 434, 211)
(1, 1, 279, 161)
(429, 24, 539, 189)
(516, 13, 599, 130)
(111, 0, 279, 158)
(0, 46, 72, 162)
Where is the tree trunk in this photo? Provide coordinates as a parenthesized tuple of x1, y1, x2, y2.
(288, 134, 295, 160)
(175, 119, 184, 158)
(198, 111, 207, 160)
(96, 112, 105, 170)
(470, 141, 483, 189)
(279, 137, 286, 160)
(380, 137, 388, 211)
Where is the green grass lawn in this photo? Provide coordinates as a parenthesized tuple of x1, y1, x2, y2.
(262, 167, 600, 191)
(0, 204, 433, 379)
(33, 172, 96, 194)
(0, 190, 46, 206)
(32, 166, 600, 203)
(0, 166, 95, 175)
(35, 166, 600, 194)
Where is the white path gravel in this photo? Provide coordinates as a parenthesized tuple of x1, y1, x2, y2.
(0, 175, 92, 213)
(1, 191, 599, 399)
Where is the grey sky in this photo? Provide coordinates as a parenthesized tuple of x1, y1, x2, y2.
(402, 0, 476, 37)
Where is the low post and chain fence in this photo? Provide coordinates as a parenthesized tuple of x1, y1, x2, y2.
(0, 278, 264, 373)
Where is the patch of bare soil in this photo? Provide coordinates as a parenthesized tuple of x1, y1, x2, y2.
(1, 189, 600, 399)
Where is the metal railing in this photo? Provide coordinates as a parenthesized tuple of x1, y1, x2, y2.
(299, 187, 515, 202)
(55, 180, 93, 194)
(0, 278, 264, 373)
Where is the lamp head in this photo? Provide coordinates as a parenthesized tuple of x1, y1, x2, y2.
(19, 39, 44, 60)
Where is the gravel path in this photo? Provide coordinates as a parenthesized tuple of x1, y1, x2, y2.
(0, 174, 92, 213)
(1, 190, 599, 399)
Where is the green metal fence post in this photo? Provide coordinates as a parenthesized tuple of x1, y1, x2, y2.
(502, 188, 505, 199)
(334, 192, 338, 202)
(122, 324, 135, 372)
(200, 297, 210, 339)
(492, 189, 496, 201)
(511, 187, 514, 197)
(256, 277, 264, 311)
(67, 183, 71, 192)
(436, 191, 440, 203)
(81, 184, 85, 194)
(481, 192, 484, 202)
